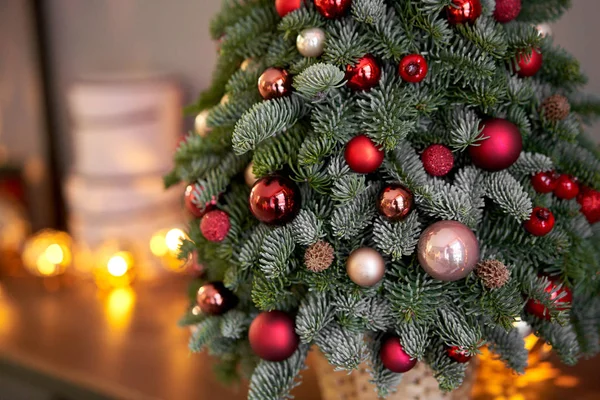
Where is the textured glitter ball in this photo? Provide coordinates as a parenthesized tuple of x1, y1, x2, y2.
(422, 144, 454, 176)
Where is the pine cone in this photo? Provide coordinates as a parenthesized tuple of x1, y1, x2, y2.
(475, 260, 510, 289)
(304, 241, 334, 272)
(541, 94, 570, 121)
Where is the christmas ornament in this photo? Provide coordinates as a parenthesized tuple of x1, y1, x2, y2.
(196, 282, 238, 315)
(345, 54, 381, 91)
(577, 186, 600, 224)
(314, 0, 351, 19)
(398, 54, 428, 83)
(377, 184, 414, 221)
(541, 94, 570, 121)
(187, 250, 205, 278)
(524, 207, 555, 236)
(526, 278, 572, 320)
(258, 67, 292, 100)
(513, 48, 543, 77)
(531, 171, 559, 193)
(513, 317, 533, 338)
(194, 110, 211, 137)
(275, 0, 302, 17)
(305, 241, 335, 272)
(446, 0, 482, 25)
(249, 310, 299, 361)
(469, 118, 522, 171)
(493, 0, 521, 23)
(421, 144, 454, 176)
(344, 134, 384, 173)
(554, 174, 580, 200)
(200, 210, 231, 242)
(535, 23, 552, 38)
(447, 346, 472, 363)
(417, 220, 480, 281)
(240, 58, 253, 71)
(244, 162, 258, 187)
(346, 247, 385, 287)
(380, 336, 417, 373)
(475, 260, 510, 289)
(184, 184, 217, 218)
(249, 175, 301, 225)
(220, 94, 230, 105)
(296, 27, 325, 58)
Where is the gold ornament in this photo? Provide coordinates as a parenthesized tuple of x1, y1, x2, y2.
(346, 247, 385, 287)
(194, 110, 211, 137)
(244, 162, 258, 187)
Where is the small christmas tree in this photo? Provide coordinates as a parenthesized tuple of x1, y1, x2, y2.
(168, 0, 600, 398)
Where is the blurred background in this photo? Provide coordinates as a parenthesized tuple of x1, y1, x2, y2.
(0, 1, 599, 399)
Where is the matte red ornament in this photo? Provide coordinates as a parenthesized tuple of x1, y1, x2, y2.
(380, 336, 417, 373)
(196, 282, 238, 315)
(531, 171, 559, 194)
(422, 144, 454, 176)
(469, 118, 522, 171)
(554, 174, 580, 200)
(446, 0, 482, 25)
(493, 0, 521, 23)
(249, 310, 299, 362)
(346, 54, 381, 91)
(200, 210, 231, 242)
(377, 184, 414, 221)
(258, 67, 292, 100)
(447, 346, 472, 363)
(314, 0, 351, 19)
(399, 54, 428, 83)
(275, 0, 302, 17)
(513, 48, 543, 77)
(577, 186, 600, 224)
(344, 134, 384, 174)
(249, 175, 301, 225)
(524, 207, 555, 236)
(184, 184, 217, 218)
(526, 279, 572, 320)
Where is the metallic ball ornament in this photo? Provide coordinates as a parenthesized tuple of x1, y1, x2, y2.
(469, 118, 523, 171)
(314, 0, 352, 19)
(417, 220, 480, 281)
(526, 278, 572, 320)
(380, 336, 417, 373)
(249, 310, 299, 362)
(446, 0, 482, 25)
(345, 54, 381, 91)
(275, 0, 302, 17)
(523, 207, 555, 237)
(196, 282, 238, 315)
(184, 184, 217, 218)
(249, 175, 301, 225)
(398, 54, 428, 83)
(244, 162, 258, 187)
(344, 134, 384, 174)
(346, 247, 386, 287)
(578, 186, 600, 224)
(377, 184, 414, 221)
(447, 346, 472, 363)
(194, 110, 211, 137)
(513, 48, 543, 77)
(296, 27, 326, 58)
(258, 67, 292, 100)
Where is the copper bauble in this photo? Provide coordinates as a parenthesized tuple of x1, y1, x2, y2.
(346, 247, 385, 287)
(194, 110, 211, 137)
(258, 67, 292, 100)
(196, 282, 237, 315)
(377, 184, 414, 221)
(249, 175, 301, 225)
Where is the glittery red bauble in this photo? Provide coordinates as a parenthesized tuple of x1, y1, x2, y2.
(554, 174, 580, 200)
(344, 134, 384, 174)
(275, 0, 302, 17)
(378, 184, 414, 221)
(531, 171, 559, 193)
(314, 0, 351, 19)
(446, 0, 482, 25)
(447, 346, 472, 363)
(380, 336, 417, 373)
(493, 0, 521, 23)
(399, 54, 428, 83)
(249, 310, 299, 362)
(196, 282, 238, 315)
(184, 184, 217, 218)
(524, 207, 555, 236)
(469, 119, 522, 171)
(200, 210, 231, 242)
(513, 48, 543, 77)
(258, 67, 292, 100)
(249, 175, 301, 225)
(526, 279, 572, 320)
(346, 54, 381, 91)
(577, 186, 600, 224)
(422, 144, 454, 176)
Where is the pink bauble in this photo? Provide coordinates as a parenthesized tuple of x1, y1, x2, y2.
(380, 336, 417, 373)
(469, 118, 522, 171)
(249, 310, 299, 362)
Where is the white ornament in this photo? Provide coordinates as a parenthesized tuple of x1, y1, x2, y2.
(535, 23, 552, 38)
(296, 28, 326, 58)
(513, 317, 533, 338)
(244, 162, 258, 187)
(194, 110, 211, 137)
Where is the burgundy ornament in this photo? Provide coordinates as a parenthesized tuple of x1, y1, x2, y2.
(493, 0, 521, 23)
(524, 207, 555, 236)
(377, 184, 414, 221)
(526, 278, 572, 320)
(275, 0, 302, 17)
(196, 282, 237, 315)
(446, 0, 482, 25)
(380, 336, 417, 373)
(249, 175, 301, 225)
(577, 186, 600, 224)
(344, 134, 384, 174)
(346, 54, 381, 91)
(447, 346, 472, 363)
(314, 0, 351, 19)
(249, 310, 299, 362)
(399, 54, 428, 83)
(258, 67, 292, 100)
(513, 48, 543, 77)
(184, 184, 217, 218)
(531, 171, 559, 194)
(554, 174, 580, 200)
(200, 210, 231, 242)
(469, 118, 522, 171)
(422, 144, 454, 176)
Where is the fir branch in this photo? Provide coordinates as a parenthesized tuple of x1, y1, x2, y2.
(517, 0, 572, 23)
(292, 63, 346, 101)
(482, 324, 528, 373)
(259, 226, 297, 279)
(531, 321, 580, 365)
(331, 184, 379, 239)
(220, 310, 250, 339)
(189, 317, 221, 353)
(315, 322, 366, 371)
(351, 0, 386, 25)
(365, 333, 403, 398)
(483, 171, 533, 221)
(396, 320, 430, 360)
(373, 213, 421, 261)
(291, 209, 325, 246)
(296, 291, 335, 343)
(508, 152, 554, 179)
(322, 19, 370, 67)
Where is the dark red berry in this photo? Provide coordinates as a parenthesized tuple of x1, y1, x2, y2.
(447, 346, 472, 363)
(526, 279, 572, 320)
(554, 175, 580, 200)
(399, 54, 428, 83)
(524, 207, 555, 236)
(531, 171, 559, 193)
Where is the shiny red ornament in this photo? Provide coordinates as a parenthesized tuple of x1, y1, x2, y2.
(258, 67, 292, 100)
(399, 54, 428, 83)
(446, 0, 482, 25)
(380, 336, 417, 373)
(314, 0, 351, 19)
(184, 184, 217, 218)
(345, 54, 381, 91)
(526, 279, 572, 320)
(524, 207, 555, 236)
(249, 175, 301, 225)
(378, 184, 414, 221)
(493, 0, 521, 23)
(344, 134, 384, 174)
(196, 282, 238, 315)
(531, 171, 559, 194)
(469, 118, 522, 171)
(249, 310, 299, 362)
(447, 346, 472, 363)
(422, 144, 454, 176)
(200, 210, 231, 242)
(554, 174, 580, 200)
(513, 48, 543, 77)
(275, 0, 302, 17)
(577, 186, 600, 224)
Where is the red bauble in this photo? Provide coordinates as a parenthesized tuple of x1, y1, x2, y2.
(314, 0, 351, 19)
(531, 171, 559, 194)
(469, 118, 522, 171)
(184, 184, 217, 218)
(446, 0, 482, 25)
(344, 134, 384, 174)
(258, 67, 292, 100)
(447, 346, 472, 363)
(554, 175, 580, 200)
(399, 54, 428, 83)
(380, 336, 417, 373)
(249, 175, 301, 225)
(275, 0, 302, 17)
(493, 0, 521, 23)
(249, 310, 299, 362)
(378, 184, 414, 221)
(577, 186, 600, 224)
(196, 282, 238, 315)
(346, 54, 381, 91)
(513, 48, 543, 77)
(422, 144, 454, 176)
(200, 210, 231, 242)
(524, 207, 555, 236)
(526, 279, 572, 320)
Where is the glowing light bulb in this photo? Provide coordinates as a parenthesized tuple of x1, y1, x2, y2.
(107, 252, 132, 277)
(36, 255, 57, 276)
(149, 233, 168, 256)
(165, 228, 186, 252)
(45, 244, 64, 264)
